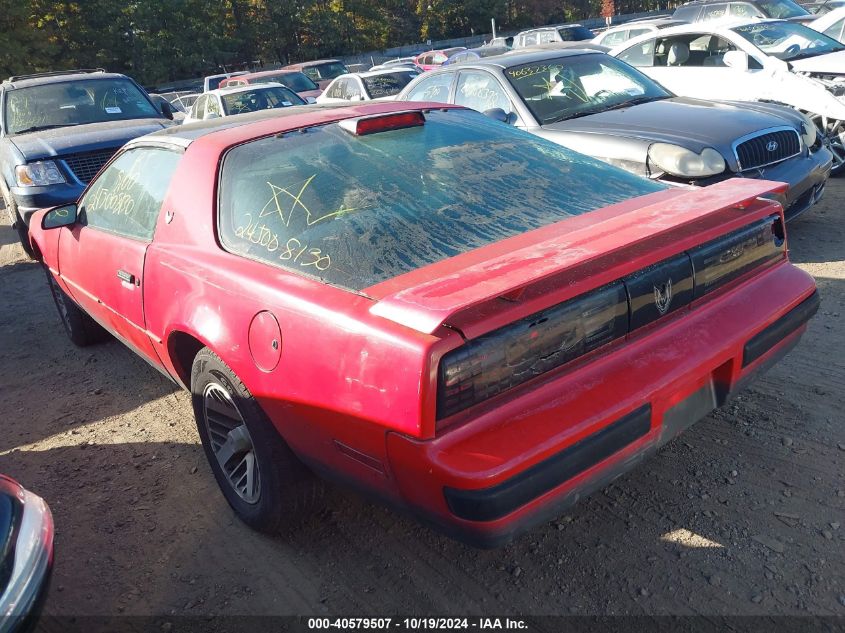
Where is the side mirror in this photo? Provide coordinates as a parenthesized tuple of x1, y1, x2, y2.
(723, 50, 749, 71)
(305, 96, 317, 104)
(160, 100, 174, 120)
(204, 112, 220, 120)
(484, 108, 517, 125)
(350, 95, 364, 102)
(42, 204, 77, 230)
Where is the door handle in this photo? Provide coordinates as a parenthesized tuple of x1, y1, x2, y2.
(117, 269, 137, 285)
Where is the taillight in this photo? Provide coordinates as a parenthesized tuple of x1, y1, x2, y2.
(690, 215, 784, 298)
(437, 283, 627, 420)
(435, 215, 786, 424)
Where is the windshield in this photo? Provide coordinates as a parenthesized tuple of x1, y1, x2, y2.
(756, 0, 809, 18)
(362, 72, 418, 98)
(732, 21, 845, 59)
(504, 55, 671, 126)
(307, 62, 349, 80)
(218, 109, 664, 290)
(256, 72, 318, 93)
(221, 86, 305, 115)
(5, 78, 159, 134)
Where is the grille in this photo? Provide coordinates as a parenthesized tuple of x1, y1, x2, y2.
(734, 129, 800, 171)
(61, 148, 117, 183)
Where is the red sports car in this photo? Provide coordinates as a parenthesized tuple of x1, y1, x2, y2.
(28, 102, 818, 546)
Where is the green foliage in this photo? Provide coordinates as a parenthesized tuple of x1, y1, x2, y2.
(0, 0, 608, 86)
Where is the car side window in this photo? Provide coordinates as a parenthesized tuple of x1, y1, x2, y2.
(617, 38, 656, 66)
(524, 33, 538, 46)
(454, 71, 511, 114)
(627, 27, 651, 39)
(702, 3, 729, 19)
(79, 148, 182, 241)
(823, 17, 845, 40)
(405, 73, 453, 102)
(654, 34, 733, 66)
(327, 80, 343, 98)
(730, 2, 764, 17)
(193, 95, 207, 119)
(205, 97, 221, 118)
(673, 5, 702, 20)
(347, 79, 363, 100)
(539, 31, 556, 43)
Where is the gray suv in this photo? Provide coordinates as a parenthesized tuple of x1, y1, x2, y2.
(0, 69, 173, 255)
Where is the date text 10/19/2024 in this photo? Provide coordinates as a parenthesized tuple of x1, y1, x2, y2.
(307, 618, 529, 631)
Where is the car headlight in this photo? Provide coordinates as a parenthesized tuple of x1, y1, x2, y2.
(15, 161, 66, 186)
(648, 143, 726, 178)
(797, 112, 817, 148)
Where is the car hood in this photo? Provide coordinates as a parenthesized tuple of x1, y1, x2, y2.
(10, 118, 169, 161)
(789, 49, 845, 73)
(541, 97, 797, 150)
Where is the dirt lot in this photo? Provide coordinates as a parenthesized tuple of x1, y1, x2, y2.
(0, 181, 843, 625)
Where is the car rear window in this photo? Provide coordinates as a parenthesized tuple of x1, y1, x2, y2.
(217, 109, 665, 291)
(362, 71, 418, 98)
(257, 72, 318, 93)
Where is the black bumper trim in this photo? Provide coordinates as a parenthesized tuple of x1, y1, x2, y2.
(743, 290, 819, 368)
(443, 404, 652, 522)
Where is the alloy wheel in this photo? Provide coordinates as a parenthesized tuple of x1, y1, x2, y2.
(811, 113, 845, 171)
(202, 383, 261, 504)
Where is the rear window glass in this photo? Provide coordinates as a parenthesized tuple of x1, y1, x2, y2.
(257, 72, 318, 92)
(218, 109, 664, 291)
(362, 71, 418, 98)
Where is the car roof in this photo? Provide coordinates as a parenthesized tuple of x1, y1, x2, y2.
(491, 48, 601, 66)
(234, 69, 303, 80)
(1, 70, 130, 90)
(285, 59, 342, 68)
(519, 23, 586, 33)
(614, 16, 784, 44)
(134, 102, 461, 149)
(204, 82, 289, 97)
(345, 69, 418, 79)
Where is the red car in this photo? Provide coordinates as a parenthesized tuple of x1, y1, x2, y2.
(414, 47, 467, 71)
(28, 102, 818, 546)
(218, 69, 323, 101)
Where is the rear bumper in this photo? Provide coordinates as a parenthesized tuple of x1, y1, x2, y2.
(386, 262, 818, 547)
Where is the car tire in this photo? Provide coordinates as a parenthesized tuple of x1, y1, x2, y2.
(808, 112, 845, 175)
(44, 267, 110, 346)
(4, 193, 34, 259)
(190, 347, 323, 533)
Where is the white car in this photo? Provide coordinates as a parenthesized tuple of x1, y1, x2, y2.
(809, 5, 845, 40)
(184, 83, 305, 124)
(610, 19, 845, 171)
(316, 69, 419, 104)
(592, 18, 688, 48)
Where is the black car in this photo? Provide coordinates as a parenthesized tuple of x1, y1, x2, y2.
(397, 49, 832, 221)
(0, 69, 174, 255)
(0, 475, 53, 631)
(672, 0, 814, 22)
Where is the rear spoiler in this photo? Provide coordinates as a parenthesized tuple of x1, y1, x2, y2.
(369, 179, 788, 335)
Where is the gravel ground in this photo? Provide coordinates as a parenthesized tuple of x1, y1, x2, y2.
(0, 181, 843, 624)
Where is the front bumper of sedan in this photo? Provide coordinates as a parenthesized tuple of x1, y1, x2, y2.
(386, 262, 818, 547)
(0, 477, 54, 633)
(687, 146, 833, 222)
